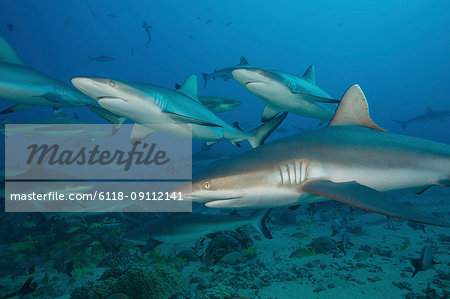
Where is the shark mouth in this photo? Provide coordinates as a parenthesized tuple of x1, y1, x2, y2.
(244, 81, 266, 87)
(96, 96, 127, 103)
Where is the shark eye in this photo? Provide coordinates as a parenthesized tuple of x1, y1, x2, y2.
(202, 181, 211, 190)
(109, 80, 117, 87)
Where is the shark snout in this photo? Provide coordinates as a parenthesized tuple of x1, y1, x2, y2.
(232, 69, 268, 87)
(71, 77, 121, 101)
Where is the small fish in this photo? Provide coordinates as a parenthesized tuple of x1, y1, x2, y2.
(205, 19, 212, 24)
(73, 112, 78, 120)
(7, 23, 14, 32)
(22, 220, 37, 229)
(101, 220, 124, 227)
(226, 21, 233, 26)
(130, 47, 134, 56)
(289, 247, 316, 259)
(291, 232, 309, 239)
(64, 217, 84, 224)
(65, 226, 81, 233)
(399, 238, 411, 251)
(88, 6, 97, 18)
(190, 34, 194, 40)
(106, 14, 119, 18)
(142, 21, 152, 48)
(87, 55, 115, 63)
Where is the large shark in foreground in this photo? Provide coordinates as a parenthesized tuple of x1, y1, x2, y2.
(232, 65, 339, 123)
(0, 37, 95, 113)
(72, 75, 286, 147)
(183, 85, 450, 227)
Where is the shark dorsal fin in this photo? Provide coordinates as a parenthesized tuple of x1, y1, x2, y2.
(302, 65, 316, 84)
(0, 37, 24, 65)
(238, 56, 249, 65)
(329, 85, 387, 132)
(178, 75, 200, 102)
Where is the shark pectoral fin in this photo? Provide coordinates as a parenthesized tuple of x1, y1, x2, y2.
(38, 93, 66, 104)
(250, 209, 273, 239)
(206, 140, 219, 147)
(301, 180, 450, 227)
(0, 103, 31, 114)
(413, 185, 433, 195)
(87, 105, 126, 134)
(162, 111, 222, 127)
(261, 104, 282, 122)
(329, 85, 387, 132)
(130, 123, 156, 143)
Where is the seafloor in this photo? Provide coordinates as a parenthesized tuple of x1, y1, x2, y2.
(0, 187, 448, 299)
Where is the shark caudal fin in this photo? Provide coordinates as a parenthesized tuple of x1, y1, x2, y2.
(249, 209, 272, 239)
(0, 36, 24, 65)
(87, 104, 126, 134)
(247, 112, 288, 148)
(201, 73, 209, 88)
(391, 119, 408, 130)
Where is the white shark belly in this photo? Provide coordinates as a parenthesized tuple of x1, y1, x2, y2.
(319, 164, 441, 192)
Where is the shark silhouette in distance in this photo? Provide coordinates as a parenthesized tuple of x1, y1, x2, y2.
(174, 82, 241, 113)
(71, 75, 286, 147)
(201, 56, 252, 88)
(392, 107, 450, 129)
(181, 85, 450, 227)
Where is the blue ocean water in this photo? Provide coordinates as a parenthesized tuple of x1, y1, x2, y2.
(0, 1, 449, 298)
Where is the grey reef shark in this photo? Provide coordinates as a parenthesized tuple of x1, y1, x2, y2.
(181, 85, 450, 228)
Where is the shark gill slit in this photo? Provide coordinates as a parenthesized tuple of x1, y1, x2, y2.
(279, 160, 308, 185)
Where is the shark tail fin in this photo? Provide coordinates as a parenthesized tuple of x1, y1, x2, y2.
(250, 209, 272, 239)
(247, 112, 287, 148)
(391, 119, 407, 130)
(201, 73, 209, 88)
(87, 104, 126, 135)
